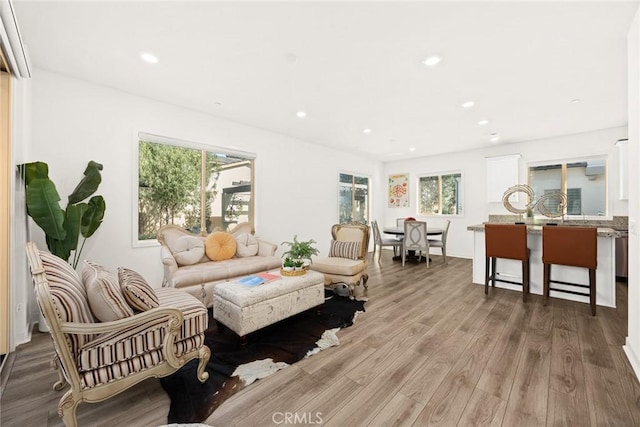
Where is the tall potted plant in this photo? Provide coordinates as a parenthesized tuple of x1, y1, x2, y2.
(18, 160, 106, 268)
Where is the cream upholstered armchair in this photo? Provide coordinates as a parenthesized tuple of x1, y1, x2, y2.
(310, 222, 370, 298)
(26, 242, 211, 427)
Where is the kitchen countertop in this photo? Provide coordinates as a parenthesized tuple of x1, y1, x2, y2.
(467, 223, 626, 238)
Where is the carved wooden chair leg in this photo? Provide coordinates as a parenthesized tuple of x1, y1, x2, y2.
(51, 355, 67, 391)
(348, 282, 357, 300)
(196, 346, 210, 382)
(59, 390, 80, 427)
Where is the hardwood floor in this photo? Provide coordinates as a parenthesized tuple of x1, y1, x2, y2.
(1, 253, 638, 426)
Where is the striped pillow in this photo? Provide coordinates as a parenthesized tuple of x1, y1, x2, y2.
(329, 240, 361, 260)
(39, 251, 96, 356)
(82, 261, 133, 322)
(118, 267, 159, 312)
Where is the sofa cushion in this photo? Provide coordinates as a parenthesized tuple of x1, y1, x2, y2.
(171, 256, 283, 288)
(78, 287, 207, 387)
(83, 261, 134, 322)
(328, 240, 361, 260)
(205, 231, 237, 261)
(118, 267, 159, 312)
(235, 233, 259, 258)
(172, 235, 206, 266)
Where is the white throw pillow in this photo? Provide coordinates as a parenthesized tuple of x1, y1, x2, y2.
(173, 235, 206, 266)
(235, 233, 259, 257)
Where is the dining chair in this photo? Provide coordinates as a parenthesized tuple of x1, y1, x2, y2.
(394, 218, 406, 244)
(542, 226, 597, 315)
(484, 224, 529, 302)
(428, 219, 450, 264)
(371, 220, 402, 264)
(402, 221, 429, 267)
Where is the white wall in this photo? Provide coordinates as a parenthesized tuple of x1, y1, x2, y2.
(26, 70, 384, 292)
(624, 8, 640, 380)
(383, 126, 628, 259)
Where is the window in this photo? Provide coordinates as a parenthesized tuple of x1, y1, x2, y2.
(339, 173, 370, 224)
(136, 133, 255, 242)
(528, 158, 606, 217)
(418, 172, 463, 215)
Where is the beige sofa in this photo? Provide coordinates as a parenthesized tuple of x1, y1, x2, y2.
(158, 222, 282, 306)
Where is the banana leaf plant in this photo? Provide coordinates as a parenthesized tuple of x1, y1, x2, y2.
(18, 160, 106, 269)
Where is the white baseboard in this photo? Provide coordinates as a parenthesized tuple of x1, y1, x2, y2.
(13, 321, 34, 349)
(623, 337, 640, 381)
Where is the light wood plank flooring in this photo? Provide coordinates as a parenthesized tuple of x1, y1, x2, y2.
(1, 253, 638, 426)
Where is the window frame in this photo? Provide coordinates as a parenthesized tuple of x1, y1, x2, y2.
(527, 155, 609, 219)
(338, 171, 371, 224)
(132, 131, 256, 247)
(416, 170, 464, 217)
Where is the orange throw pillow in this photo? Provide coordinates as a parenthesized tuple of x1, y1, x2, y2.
(205, 231, 237, 261)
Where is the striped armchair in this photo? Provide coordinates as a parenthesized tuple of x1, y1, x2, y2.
(25, 242, 211, 427)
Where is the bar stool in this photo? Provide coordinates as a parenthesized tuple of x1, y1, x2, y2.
(484, 224, 530, 302)
(542, 226, 597, 316)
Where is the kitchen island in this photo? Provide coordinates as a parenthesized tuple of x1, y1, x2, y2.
(467, 223, 625, 308)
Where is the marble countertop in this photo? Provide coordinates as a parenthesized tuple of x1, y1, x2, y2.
(467, 223, 626, 238)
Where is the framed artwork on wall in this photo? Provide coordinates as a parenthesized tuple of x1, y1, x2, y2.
(388, 173, 409, 208)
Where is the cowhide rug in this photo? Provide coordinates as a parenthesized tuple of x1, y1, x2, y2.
(160, 291, 366, 423)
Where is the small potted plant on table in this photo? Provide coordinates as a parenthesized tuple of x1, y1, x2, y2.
(281, 235, 319, 272)
(282, 257, 295, 272)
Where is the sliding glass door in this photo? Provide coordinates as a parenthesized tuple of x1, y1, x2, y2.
(0, 52, 11, 356)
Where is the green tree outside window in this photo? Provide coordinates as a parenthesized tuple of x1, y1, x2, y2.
(138, 140, 244, 240)
(418, 172, 462, 215)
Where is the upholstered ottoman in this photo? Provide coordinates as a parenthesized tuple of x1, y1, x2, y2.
(213, 270, 325, 337)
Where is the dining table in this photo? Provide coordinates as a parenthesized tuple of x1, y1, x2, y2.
(382, 226, 444, 263)
(382, 226, 444, 237)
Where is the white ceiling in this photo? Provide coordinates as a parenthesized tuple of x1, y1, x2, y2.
(12, 1, 639, 161)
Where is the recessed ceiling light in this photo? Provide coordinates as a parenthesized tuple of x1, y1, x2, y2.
(477, 119, 489, 126)
(409, 147, 416, 152)
(570, 99, 582, 104)
(296, 111, 307, 118)
(462, 101, 475, 109)
(422, 54, 442, 67)
(363, 128, 372, 134)
(140, 52, 159, 64)
(490, 134, 500, 143)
